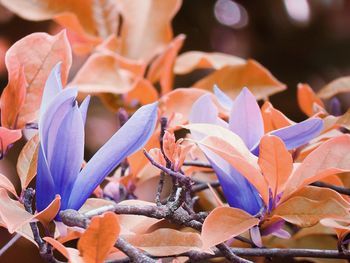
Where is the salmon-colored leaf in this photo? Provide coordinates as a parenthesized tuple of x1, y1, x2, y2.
(201, 207, 259, 250)
(258, 135, 293, 198)
(0, 66, 27, 129)
(317, 76, 350, 99)
(283, 135, 350, 200)
(16, 133, 39, 189)
(159, 88, 209, 127)
(124, 78, 159, 106)
(78, 212, 120, 263)
(297, 83, 325, 116)
(0, 173, 18, 198)
(273, 196, 349, 227)
(118, 0, 182, 61)
(70, 52, 134, 94)
(0, 189, 60, 233)
(44, 237, 84, 263)
(147, 34, 185, 94)
(336, 108, 350, 130)
(261, 101, 294, 133)
(123, 228, 202, 256)
(174, 51, 246, 75)
(193, 60, 286, 100)
(5, 30, 72, 127)
(0, 127, 22, 156)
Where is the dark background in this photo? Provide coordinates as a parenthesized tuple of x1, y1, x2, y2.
(1, 0, 349, 262)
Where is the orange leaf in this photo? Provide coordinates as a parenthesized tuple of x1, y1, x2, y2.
(258, 135, 293, 198)
(118, 0, 182, 61)
(261, 101, 294, 133)
(0, 66, 27, 129)
(147, 34, 185, 94)
(193, 60, 286, 100)
(78, 212, 120, 263)
(297, 83, 325, 117)
(201, 207, 259, 250)
(0, 173, 18, 198)
(336, 108, 350, 130)
(0, 189, 60, 233)
(16, 133, 39, 189)
(5, 30, 72, 127)
(159, 88, 209, 127)
(0, 127, 22, 156)
(317, 76, 350, 99)
(283, 135, 350, 200)
(123, 228, 202, 256)
(70, 52, 134, 94)
(273, 196, 349, 227)
(44, 237, 84, 263)
(174, 51, 246, 75)
(124, 78, 159, 106)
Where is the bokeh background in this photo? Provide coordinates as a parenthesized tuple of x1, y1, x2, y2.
(1, 0, 350, 262)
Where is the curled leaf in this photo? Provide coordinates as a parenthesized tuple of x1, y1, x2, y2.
(17, 133, 39, 189)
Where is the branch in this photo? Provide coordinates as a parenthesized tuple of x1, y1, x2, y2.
(311, 181, 350, 196)
(59, 210, 156, 263)
(23, 189, 63, 263)
(179, 247, 350, 261)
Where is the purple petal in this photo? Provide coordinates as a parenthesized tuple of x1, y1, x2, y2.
(202, 146, 263, 215)
(229, 87, 264, 150)
(329, 97, 342, 116)
(68, 102, 158, 210)
(251, 118, 323, 155)
(189, 94, 228, 128)
(79, 95, 91, 124)
(40, 63, 63, 115)
(49, 102, 85, 210)
(36, 145, 55, 212)
(213, 85, 233, 110)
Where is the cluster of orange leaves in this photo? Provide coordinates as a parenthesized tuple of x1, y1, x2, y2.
(1, 1, 350, 262)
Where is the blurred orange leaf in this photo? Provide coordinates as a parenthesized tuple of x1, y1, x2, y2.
(0, 173, 18, 198)
(78, 212, 120, 263)
(283, 135, 350, 200)
(16, 133, 39, 189)
(336, 109, 350, 130)
(5, 30, 72, 127)
(273, 196, 349, 227)
(0, 66, 27, 129)
(201, 207, 259, 250)
(317, 76, 350, 99)
(258, 135, 293, 198)
(174, 51, 246, 75)
(118, 0, 182, 61)
(147, 34, 185, 94)
(193, 60, 286, 100)
(123, 228, 202, 256)
(124, 78, 159, 106)
(71, 52, 134, 94)
(0, 127, 22, 156)
(297, 83, 325, 117)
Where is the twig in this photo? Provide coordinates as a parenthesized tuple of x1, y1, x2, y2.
(155, 172, 165, 206)
(144, 150, 192, 188)
(311, 181, 350, 196)
(183, 161, 212, 168)
(23, 189, 63, 263)
(0, 233, 21, 257)
(192, 181, 221, 192)
(216, 243, 252, 263)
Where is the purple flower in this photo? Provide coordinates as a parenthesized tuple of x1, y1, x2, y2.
(36, 64, 158, 216)
(190, 87, 323, 215)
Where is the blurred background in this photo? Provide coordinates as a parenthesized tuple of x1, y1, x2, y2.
(1, 0, 350, 262)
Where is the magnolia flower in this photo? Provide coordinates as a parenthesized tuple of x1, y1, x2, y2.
(36, 64, 158, 216)
(189, 87, 323, 215)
